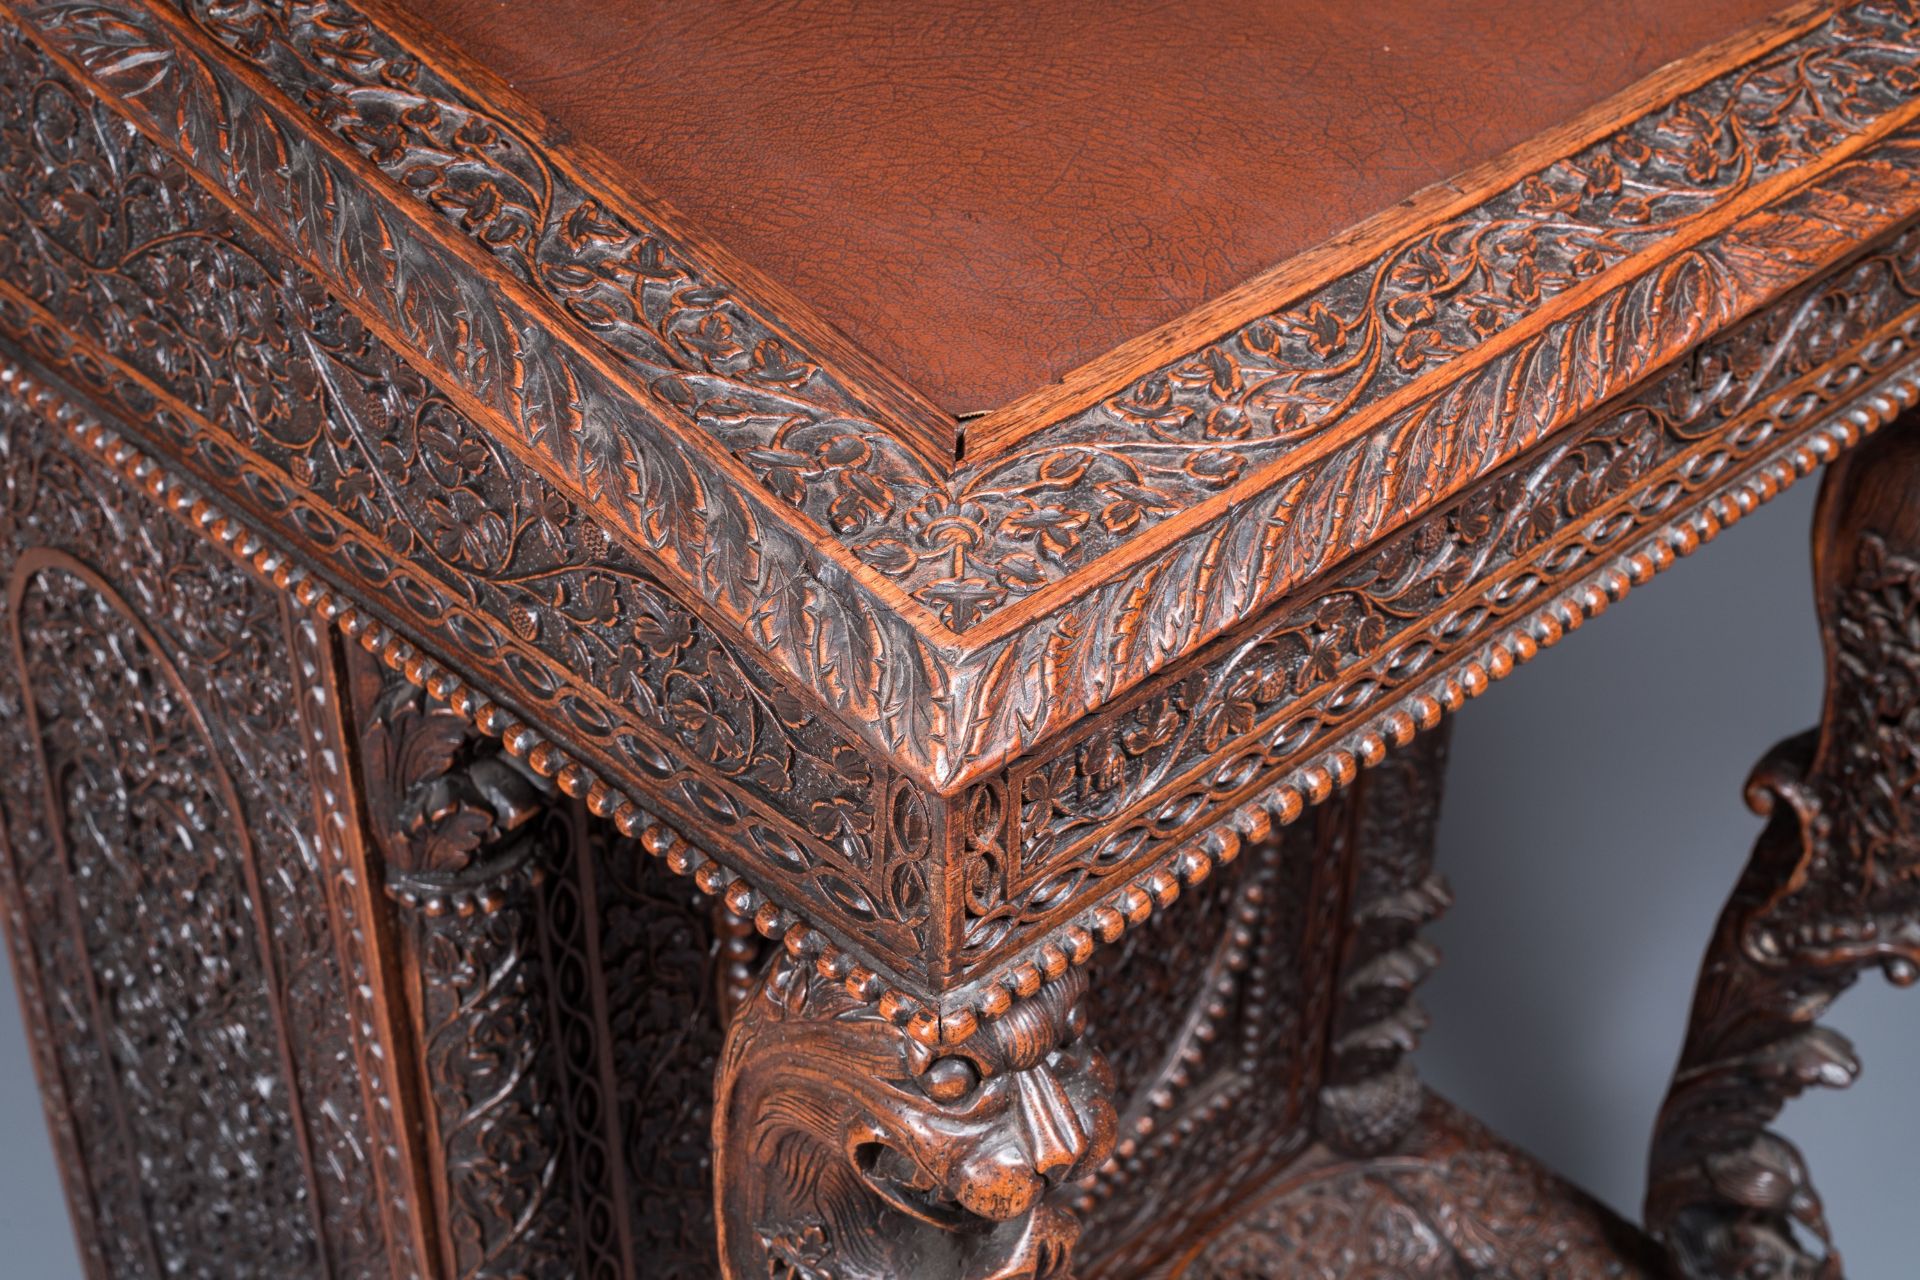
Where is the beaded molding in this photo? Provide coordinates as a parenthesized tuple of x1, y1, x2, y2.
(5, 344, 1916, 1048)
(938, 351, 1920, 1045)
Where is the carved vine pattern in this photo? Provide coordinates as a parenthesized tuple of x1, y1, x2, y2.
(11, 0, 956, 778)
(957, 225, 1920, 971)
(6, 1, 1920, 798)
(593, 828, 731, 1279)
(0, 375, 393, 1275)
(0, 22, 939, 960)
(152, 0, 1920, 626)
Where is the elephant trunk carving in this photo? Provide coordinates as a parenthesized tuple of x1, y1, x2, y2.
(714, 954, 1117, 1280)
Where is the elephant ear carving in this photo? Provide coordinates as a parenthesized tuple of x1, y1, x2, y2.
(714, 954, 1116, 1280)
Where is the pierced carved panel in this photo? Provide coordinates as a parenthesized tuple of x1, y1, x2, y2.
(0, 358, 401, 1276)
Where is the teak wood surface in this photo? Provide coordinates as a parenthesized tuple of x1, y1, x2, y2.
(0, 1, 1916, 1276)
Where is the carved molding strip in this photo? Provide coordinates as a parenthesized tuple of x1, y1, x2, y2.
(0, 15, 940, 973)
(0, 355, 955, 1041)
(4, 0, 960, 780)
(6, 3, 1920, 1042)
(163, 0, 1920, 624)
(7, 294, 1910, 1048)
(939, 338, 1920, 1027)
(288, 613, 437, 1278)
(9, 0, 1920, 797)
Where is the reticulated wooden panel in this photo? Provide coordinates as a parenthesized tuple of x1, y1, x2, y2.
(0, 361, 405, 1277)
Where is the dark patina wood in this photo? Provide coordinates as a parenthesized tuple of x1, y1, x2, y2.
(0, 1, 1915, 1275)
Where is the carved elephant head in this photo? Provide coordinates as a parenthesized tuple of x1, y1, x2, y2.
(714, 954, 1117, 1280)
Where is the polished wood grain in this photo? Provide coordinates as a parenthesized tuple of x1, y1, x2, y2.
(0, 0, 1914, 1275)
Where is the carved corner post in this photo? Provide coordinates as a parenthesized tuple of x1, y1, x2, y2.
(1315, 722, 1455, 1156)
(1647, 419, 1920, 1279)
(714, 951, 1118, 1280)
(345, 646, 583, 1278)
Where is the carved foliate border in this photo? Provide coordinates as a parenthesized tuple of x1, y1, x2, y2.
(947, 127, 1920, 776)
(939, 228, 1920, 1006)
(5, 0, 963, 777)
(8, 0, 1920, 1035)
(6, 240, 1916, 1044)
(161, 0, 1920, 625)
(0, 14, 964, 980)
(11, 0, 1920, 795)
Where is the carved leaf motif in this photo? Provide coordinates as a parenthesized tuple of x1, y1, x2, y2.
(97, 0, 1920, 641)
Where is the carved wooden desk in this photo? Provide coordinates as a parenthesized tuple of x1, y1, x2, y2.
(1, 2, 1917, 1276)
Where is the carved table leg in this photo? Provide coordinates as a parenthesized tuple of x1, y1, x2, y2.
(1647, 420, 1920, 1279)
(349, 653, 584, 1278)
(1317, 722, 1454, 1156)
(714, 952, 1118, 1280)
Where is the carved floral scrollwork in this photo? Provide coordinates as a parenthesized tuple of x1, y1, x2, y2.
(1648, 425, 1920, 1280)
(1183, 1099, 1668, 1279)
(161, 0, 1920, 625)
(0, 367, 397, 1274)
(964, 226, 1920, 977)
(0, 16, 927, 961)
(714, 953, 1117, 1280)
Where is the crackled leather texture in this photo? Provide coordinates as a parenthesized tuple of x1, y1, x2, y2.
(392, 0, 1788, 416)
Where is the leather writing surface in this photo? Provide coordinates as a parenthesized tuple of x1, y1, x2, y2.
(394, 0, 1790, 415)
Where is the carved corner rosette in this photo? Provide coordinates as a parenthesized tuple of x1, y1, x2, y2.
(1648, 430, 1920, 1280)
(714, 953, 1118, 1280)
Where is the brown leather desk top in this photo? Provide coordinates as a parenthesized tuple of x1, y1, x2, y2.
(389, 0, 1789, 418)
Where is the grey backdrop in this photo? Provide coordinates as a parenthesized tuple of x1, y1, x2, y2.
(0, 478, 1914, 1275)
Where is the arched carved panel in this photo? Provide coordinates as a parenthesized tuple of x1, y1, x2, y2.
(9, 555, 320, 1274)
(0, 377, 406, 1277)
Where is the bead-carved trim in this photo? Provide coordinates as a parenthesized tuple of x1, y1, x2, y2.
(6, 312, 1917, 1044)
(0, 357, 950, 1037)
(945, 357, 1920, 1034)
(9, 9, 1920, 1040)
